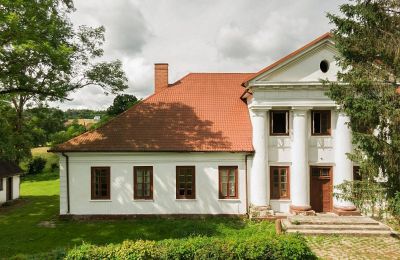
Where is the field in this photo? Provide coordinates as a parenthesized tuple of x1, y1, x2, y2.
(0, 148, 275, 259)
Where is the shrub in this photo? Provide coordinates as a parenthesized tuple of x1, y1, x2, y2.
(65, 233, 316, 260)
(390, 192, 400, 223)
(27, 157, 47, 175)
(50, 162, 59, 172)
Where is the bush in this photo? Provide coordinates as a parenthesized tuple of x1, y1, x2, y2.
(65, 233, 316, 260)
(27, 157, 47, 175)
(50, 162, 59, 172)
(390, 192, 400, 223)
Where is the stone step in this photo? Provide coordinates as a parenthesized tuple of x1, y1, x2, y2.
(285, 229, 396, 237)
(287, 216, 380, 225)
(282, 220, 391, 231)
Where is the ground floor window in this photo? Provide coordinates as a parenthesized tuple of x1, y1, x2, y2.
(353, 166, 361, 181)
(270, 166, 290, 199)
(0, 178, 3, 191)
(134, 166, 153, 200)
(176, 166, 195, 199)
(219, 166, 238, 199)
(91, 167, 110, 200)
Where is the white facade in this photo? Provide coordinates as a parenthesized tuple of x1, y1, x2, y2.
(58, 36, 356, 216)
(0, 175, 20, 204)
(246, 37, 354, 213)
(59, 152, 248, 215)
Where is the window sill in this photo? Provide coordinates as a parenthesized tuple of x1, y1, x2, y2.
(270, 199, 291, 202)
(175, 199, 197, 201)
(218, 199, 240, 202)
(132, 199, 154, 202)
(89, 199, 112, 202)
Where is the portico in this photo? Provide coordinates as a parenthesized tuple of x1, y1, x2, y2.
(243, 33, 358, 215)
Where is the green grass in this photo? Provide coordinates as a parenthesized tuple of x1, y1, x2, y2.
(0, 149, 275, 259)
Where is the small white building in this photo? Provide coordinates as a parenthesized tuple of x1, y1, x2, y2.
(52, 33, 358, 217)
(0, 161, 21, 204)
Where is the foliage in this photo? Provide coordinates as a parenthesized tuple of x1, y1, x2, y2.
(50, 119, 86, 145)
(64, 109, 106, 120)
(107, 94, 139, 116)
(390, 192, 400, 223)
(0, 100, 31, 161)
(0, 0, 128, 162)
(27, 157, 47, 175)
(26, 105, 67, 146)
(334, 180, 387, 218)
(327, 0, 400, 205)
(65, 234, 315, 260)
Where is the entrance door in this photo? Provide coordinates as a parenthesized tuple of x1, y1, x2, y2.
(6, 177, 12, 201)
(310, 167, 332, 212)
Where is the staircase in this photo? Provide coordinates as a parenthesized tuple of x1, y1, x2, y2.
(282, 215, 397, 236)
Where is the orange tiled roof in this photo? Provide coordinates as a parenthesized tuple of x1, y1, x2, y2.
(51, 73, 255, 153)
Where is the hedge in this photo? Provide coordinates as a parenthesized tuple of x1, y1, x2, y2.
(65, 233, 316, 260)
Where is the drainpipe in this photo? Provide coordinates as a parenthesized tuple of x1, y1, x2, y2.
(61, 153, 70, 214)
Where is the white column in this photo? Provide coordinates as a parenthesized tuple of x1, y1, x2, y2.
(290, 108, 311, 211)
(250, 109, 268, 206)
(334, 111, 355, 209)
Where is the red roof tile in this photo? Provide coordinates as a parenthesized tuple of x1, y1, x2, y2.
(51, 73, 255, 153)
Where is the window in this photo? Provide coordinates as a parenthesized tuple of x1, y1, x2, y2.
(134, 166, 153, 200)
(270, 110, 289, 135)
(353, 166, 361, 181)
(0, 178, 3, 191)
(312, 110, 331, 135)
(311, 166, 331, 178)
(176, 166, 195, 199)
(270, 166, 290, 199)
(219, 166, 238, 199)
(320, 60, 330, 73)
(91, 167, 110, 200)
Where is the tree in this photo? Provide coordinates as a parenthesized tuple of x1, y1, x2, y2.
(0, 100, 31, 161)
(0, 0, 128, 161)
(107, 94, 139, 116)
(327, 0, 400, 202)
(26, 105, 66, 146)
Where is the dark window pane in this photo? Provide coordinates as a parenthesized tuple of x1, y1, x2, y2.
(272, 111, 287, 134)
(314, 112, 321, 133)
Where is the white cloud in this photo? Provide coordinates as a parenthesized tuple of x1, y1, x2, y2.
(52, 0, 346, 110)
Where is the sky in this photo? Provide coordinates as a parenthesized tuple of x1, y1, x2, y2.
(53, 0, 346, 110)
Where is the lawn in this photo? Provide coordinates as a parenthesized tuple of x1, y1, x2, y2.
(0, 148, 275, 259)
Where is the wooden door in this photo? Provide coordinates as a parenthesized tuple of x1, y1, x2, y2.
(310, 167, 332, 212)
(6, 177, 12, 201)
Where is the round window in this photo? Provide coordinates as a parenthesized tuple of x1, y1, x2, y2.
(320, 60, 329, 73)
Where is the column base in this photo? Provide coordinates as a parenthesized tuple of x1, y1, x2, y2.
(249, 205, 274, 219)
(333, 206, 361, 216)
(290, 205, 316, 216)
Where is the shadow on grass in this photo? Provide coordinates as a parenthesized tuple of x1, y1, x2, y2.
(0, 193, 253, 258)
(21, 171, 59, 182)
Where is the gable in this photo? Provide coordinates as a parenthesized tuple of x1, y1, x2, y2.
(243, 33, 341, 86)
(255, 42, 339, 83)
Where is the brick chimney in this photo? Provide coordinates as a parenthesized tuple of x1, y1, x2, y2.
(154, 63, 169, 93)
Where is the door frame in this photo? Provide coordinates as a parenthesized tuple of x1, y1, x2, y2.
(310, 166, 333, 212)
(6, 177, 13, 201)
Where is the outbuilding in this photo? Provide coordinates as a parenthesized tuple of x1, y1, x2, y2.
(0, 161, 21, 204)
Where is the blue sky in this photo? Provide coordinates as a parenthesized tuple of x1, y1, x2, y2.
(53, 0, 346, 110)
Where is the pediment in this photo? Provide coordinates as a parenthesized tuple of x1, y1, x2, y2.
(249, 38, 340, 85)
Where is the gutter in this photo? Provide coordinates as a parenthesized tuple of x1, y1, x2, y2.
(61, 153, 70, 214)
